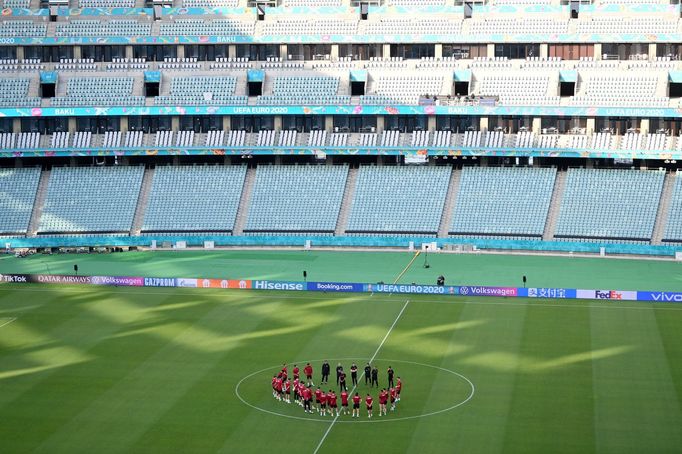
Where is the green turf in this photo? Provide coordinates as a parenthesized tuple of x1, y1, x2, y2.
(2, 249, 682, 291)
(1, 284, 682, 453)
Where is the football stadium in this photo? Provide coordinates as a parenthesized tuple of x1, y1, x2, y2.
(2, 0, 682, 452)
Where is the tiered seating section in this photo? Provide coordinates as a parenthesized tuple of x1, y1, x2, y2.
(38, 166, 144, 234)
(155, 76, 247, 105)
(245, 165, 348, 234)
(0, 167, 41, 235)
(258, 76, 348, 105)
(51, 77, 143, 107)
(361, 75, 444, 105)
(159, 20, 254, 36)
(143, 165, 246, 233)
(56, 20, 151, 37)
(477, 74, 559, 106)
(0, 20, 46, 37)
(663, 173, 682, 243)
(347, 166, 450, 235)
(570, 75, 666, 107)
(0, 78, 39, 107)
(450, 167, 556, 238)
(555, 169, 664, 241)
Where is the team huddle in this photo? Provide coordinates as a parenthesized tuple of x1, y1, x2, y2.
(271, 361, 403, 418)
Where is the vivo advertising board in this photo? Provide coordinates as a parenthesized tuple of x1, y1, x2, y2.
(458, 286, 517, 297)
(253, 280, 306, 291)
(366, 283, 458, 295)
(637, 291, 682, 303)
(307, 282, 365, 293)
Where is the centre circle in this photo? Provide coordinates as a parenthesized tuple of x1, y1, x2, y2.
(235, 357, 475, 423)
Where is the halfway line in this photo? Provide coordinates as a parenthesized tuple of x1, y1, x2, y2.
(312, 299, 410, 454)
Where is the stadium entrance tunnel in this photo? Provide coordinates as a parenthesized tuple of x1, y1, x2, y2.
(235, 358, 474, 423)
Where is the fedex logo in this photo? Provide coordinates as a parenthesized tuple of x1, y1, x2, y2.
(595, 290, 622, 300)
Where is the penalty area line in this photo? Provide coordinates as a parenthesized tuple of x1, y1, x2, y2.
(0, 317, 17, 328)
(312, 299, 410, 454)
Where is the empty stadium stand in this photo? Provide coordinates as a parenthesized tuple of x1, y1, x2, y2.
(143, 165, 246, 233)
(346, 166, 451, 235)
(38, 166, 144, 234)
(245, 165, 348, 234)
(0, 167, 41, 235)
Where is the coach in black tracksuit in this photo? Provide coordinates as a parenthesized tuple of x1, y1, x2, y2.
(364, 363, 372, 385)
(321, 361, 331, 384)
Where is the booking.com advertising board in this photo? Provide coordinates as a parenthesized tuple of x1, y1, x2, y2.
(1, 273, 681, 304)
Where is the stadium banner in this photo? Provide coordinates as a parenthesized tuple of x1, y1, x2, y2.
(366, 283, 459, 295)
(519, 287, 577, 299)
(576, 289, 638, 300)
(458, 286, 517, 297)
(306, 282, 365, 293)
(636, 291, 682, 303)
(91, 275, 144, 287)
(196, 278, 252, 289)
(252, 280, 306, 291)
(143, 277, 177, 287)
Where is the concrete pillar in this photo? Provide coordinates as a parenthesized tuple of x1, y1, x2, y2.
(223, 116, 231, 131)
(539, 44, 548, 59)
(594, 43, 602, 60)
(229, 45, 237, 60)
(68, 117, 76, 133)
(586, 118, 595, 135)
(171, 116, 179, 131)
(177, 46, 185, 60)
(330, 44, 339, 60)
(325, 115, 334, 131)
(479, 117, 488, 131)
(648, 43, 657, 60)
(532, 117, 542, 133)
(120, 116, 128, 133)
(125, 46, 133, 60)
(13, 118, 20, 133)
(487, 43, 495, 58)
(73, 46, 81, 60)
(274, 115, 282, 130)
(16, 47, 24, 60)
(435, 44, 443, 59)
(427, 116, 436, 132)
(640, 118, 650, 135)
(376, 116, 385, 132)
(382, 44, 391, 59)
(280, 44, 288, 60)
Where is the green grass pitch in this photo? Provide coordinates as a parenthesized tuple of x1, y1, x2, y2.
(1, 250, 682, 453)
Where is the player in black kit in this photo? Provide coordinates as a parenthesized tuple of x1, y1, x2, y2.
(371, 366, 379, 388)
(364, 363, 371, 385)
(350, 363, 358, 386)
(321, 360, 331, 384)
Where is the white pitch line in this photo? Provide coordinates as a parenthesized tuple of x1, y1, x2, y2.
(312, 299, 410, 454)
(0, 317, 17, 328)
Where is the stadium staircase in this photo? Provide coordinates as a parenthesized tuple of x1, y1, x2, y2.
(27, 168, 50, 237)
(437, 167, 460, 238)
(651, 171, 675, 245)
(334, 166, 358, 236)
(542, 169, 566, 241)
(233, 166, 256, 235)
(130, 166, 155, 236)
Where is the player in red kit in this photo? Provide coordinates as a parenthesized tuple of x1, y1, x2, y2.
(271, 375, 277, 399)
(314, 387, 322, 411)
(281, 364, 288, 381)
(303, 386, 313, 413)
(352, 392, 361, 418)
(396, 377, 402, 402)
(275, 376, 283, 401)
(389, 387, 397, 411)
(365, 394, 374, 419)
(283, 379, 291, 404)
(319, 390, 327, 416)
(292, 365, 300, 381)
(304, 363, 314, 386)
(340, 390, 349, 415)
(328, 390, 338, 416)
(378, 388, 388, 416)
